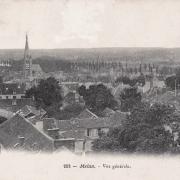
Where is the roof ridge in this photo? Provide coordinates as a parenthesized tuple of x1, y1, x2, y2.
(18, 113, 54, 141)
(0, 113, 54, 142)
(85, 108, 98, 118)
(43, 117, 56, 120)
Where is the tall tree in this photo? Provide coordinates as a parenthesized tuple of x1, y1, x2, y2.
(78, 84, 117, 114)
(25, 77, 63, 111)
(120, 87, 142, 112)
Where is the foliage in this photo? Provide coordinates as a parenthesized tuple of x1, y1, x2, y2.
(78, 84, 118, 114)
(115, 75, 145, 87)
(165, 76, 177, 90)
(11, 58, 74, 73)
(165, 69, 180, 90)
(159, 66, 173, 76)
(92, 102, 179, 154)
(25, 77, 63, 113)
(127, 102, 175, 126)
(119, 87, 142, 112)
(54, 103, 85, 120)
(64, 92, 76, 104)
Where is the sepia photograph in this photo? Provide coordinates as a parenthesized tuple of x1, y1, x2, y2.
(0, 0, 180, 179)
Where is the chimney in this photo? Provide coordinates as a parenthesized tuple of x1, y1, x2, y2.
(18, 136, 25, 146)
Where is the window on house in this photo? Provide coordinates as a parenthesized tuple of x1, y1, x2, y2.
(13, 96, 16, 99)
(6, 96, 8, 99)
(89, 129, 98, 137)
(87, 129, 99, 138)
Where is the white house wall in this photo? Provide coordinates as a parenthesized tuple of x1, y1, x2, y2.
(0, 94, 25, 99)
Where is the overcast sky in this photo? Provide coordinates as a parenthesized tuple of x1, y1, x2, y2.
(0, 0, 180, 49)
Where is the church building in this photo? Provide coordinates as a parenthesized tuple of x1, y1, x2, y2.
(22, 34, 44, 88)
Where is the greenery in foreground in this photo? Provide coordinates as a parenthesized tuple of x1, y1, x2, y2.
(93, 102, 180, 154)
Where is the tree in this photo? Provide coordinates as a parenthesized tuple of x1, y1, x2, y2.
(25, 77, 63, 112)
(92, 102, 178, 154)
(165, 75, 176, 90)
(115, 76, 131, 85)
(127, 102, 175, 126)
(165, 70, 180, 90)
(78, 84, 117, 114)
(54, 103, 85, 120)
(115, 75, 145, 87)
(120, 87, 142, 112)
(136, 74, 145, 86)
(78, 85, 86, 97)
(159, 66, 171, 76)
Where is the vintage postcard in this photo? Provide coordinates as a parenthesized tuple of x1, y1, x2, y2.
(0, 0, 180, 179)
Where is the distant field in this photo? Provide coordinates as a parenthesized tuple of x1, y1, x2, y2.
(0, 47, 179, 63)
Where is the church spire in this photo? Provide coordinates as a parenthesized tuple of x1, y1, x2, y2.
(24, 33, 30, 58)
(23, 33, 32, 80)
(25, 33, 29, 51)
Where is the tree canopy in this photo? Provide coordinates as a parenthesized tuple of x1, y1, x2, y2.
(115, 75, 145, 87)
(165, 75, 177, 90)
(119, 87, 142, 112)
(78, 84, 118, 114)
(165, 68, 180, 90)
(92, 102, 180, 154)
(25, 77, 63, 111)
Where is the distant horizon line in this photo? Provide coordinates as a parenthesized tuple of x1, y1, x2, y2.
(0, 47, 180, 50)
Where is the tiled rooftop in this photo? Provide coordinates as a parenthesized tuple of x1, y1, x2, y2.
(57, 111, 126, 131)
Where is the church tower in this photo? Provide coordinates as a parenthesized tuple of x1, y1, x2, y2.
(23, 34, 32, 80)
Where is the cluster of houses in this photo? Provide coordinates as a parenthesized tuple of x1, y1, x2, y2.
(0, 67, 168, 154)
(0, 104, 127, 153)
(0, 78, 34, 113)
